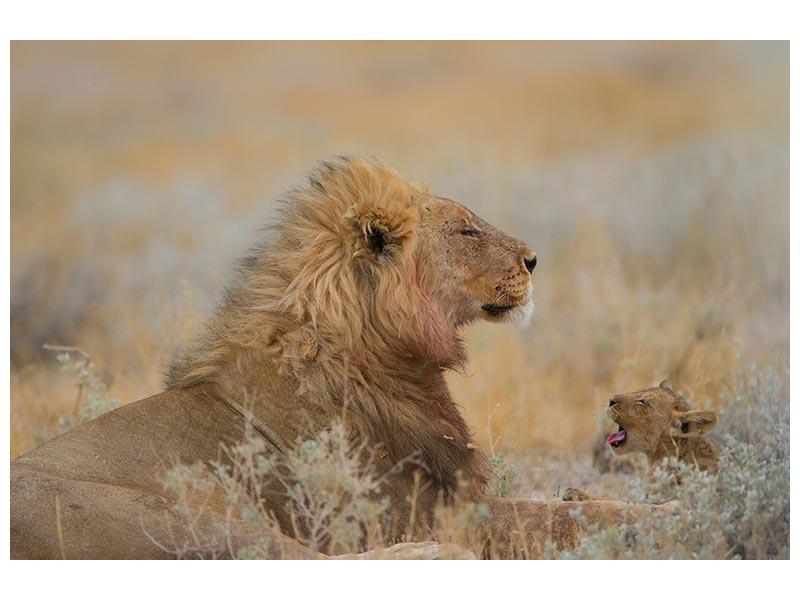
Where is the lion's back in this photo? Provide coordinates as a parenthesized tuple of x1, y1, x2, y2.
(10, 386, 253, 559)
(12, 386, 242, 490)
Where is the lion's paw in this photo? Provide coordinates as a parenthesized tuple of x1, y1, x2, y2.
(562, 487, 595, 502)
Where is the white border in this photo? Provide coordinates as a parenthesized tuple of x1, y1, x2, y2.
(3, 1, 796, 598)
(1, 1, 796, 40)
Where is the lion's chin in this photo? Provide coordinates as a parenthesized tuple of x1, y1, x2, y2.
(508, 300, 535, 327)
(481, 299, 534, 327)
(480, 282, 534, 327)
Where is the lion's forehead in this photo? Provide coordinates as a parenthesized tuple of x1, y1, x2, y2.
(612, 391, 685, 421)
(642, 390, 673, 403)
(425, 197, 524, 245)
(424, 196, 472, 219)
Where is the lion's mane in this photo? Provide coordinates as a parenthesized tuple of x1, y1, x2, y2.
(167, 157, 489, 491)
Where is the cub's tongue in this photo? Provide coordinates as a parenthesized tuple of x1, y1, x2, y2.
(607, 430, 627, 446)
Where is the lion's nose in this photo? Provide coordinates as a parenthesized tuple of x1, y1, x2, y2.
(524, 254, 537, 274)
(608, 398, 617, 407)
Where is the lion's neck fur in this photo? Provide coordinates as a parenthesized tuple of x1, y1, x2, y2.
(210, 339, 487, 490)
(649, 434, 719, 476)
(166, 158, 489, 492)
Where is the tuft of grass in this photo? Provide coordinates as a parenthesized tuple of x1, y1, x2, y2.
(44, 345, 119, 431)
(489, 451, 518, 499)
(486, 403, 519, 498)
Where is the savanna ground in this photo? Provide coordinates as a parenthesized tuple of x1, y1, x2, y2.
(10, 41, 789, 558)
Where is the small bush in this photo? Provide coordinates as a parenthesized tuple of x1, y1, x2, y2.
(279, 425, 391, 554)
(489, 451, 518, 498)
(46, 347, 119, 430)
(162, 421, 394, 558)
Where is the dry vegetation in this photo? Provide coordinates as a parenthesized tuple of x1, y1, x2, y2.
(10, 41, 788, 558)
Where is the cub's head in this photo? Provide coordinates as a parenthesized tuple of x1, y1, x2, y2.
(606, 380, 718, 456)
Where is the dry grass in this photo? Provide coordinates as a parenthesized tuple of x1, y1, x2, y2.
(10, 41, 788, 525)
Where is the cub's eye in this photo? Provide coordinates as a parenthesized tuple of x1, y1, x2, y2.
(461, 228, 481, 237)
(636, 399, 648, 406)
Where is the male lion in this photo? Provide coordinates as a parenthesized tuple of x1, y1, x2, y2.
(563, 380, 719, 502)
(12, 157, 656, 559)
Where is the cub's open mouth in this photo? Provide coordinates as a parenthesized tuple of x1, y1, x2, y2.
(481, 303, 518, 316)
(607, 426, 627, 448)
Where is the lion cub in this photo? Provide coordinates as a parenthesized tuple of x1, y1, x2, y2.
(563, 380, 719, 501)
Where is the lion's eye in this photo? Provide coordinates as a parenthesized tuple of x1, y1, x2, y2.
(636, 399, 648, 406)
(461, 228, 481, 237)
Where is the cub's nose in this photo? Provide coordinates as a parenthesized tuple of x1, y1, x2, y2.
(524, 254, 538, 274)
(608, 398, 617, 407)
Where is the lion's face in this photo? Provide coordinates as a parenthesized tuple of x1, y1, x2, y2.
(606, 381, 717, 456)
(415, 196, 537, 327)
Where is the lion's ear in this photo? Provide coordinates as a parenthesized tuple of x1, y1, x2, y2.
(659, 379, 673, 391)
(671, 410, 718, 437)
(345, 204, 416, 259)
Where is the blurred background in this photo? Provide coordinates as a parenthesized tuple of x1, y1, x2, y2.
(10, 42, 788, 493)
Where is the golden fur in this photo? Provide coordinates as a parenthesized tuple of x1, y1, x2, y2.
(605, 379, 719, 476)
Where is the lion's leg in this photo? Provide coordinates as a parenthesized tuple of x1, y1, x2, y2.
(11, 465, 181, 559)
(481, 496, 665, 558)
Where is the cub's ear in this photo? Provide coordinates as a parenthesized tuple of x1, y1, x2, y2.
(344, 204, 416, 259)
(659, 379, 673, 391)
(672, 410, 718, 437)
